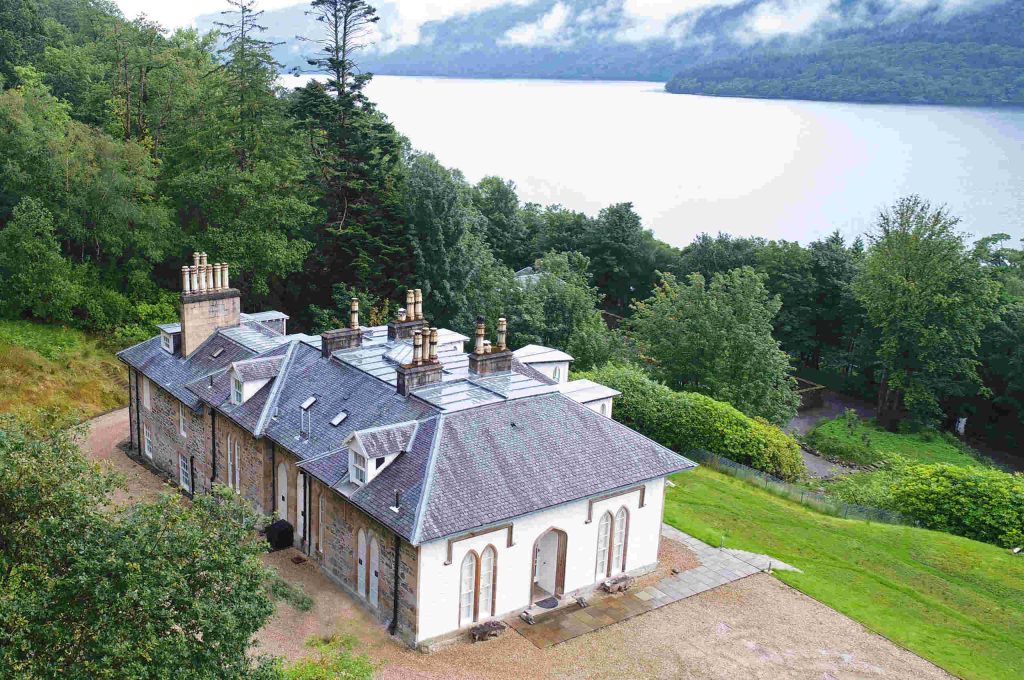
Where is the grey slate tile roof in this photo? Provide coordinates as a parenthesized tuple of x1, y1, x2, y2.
(124, 316, 696, 545)
(118, 332, 256, 409)
(300, 449, 349, 487)
(349, 417, 439, 539)
(411, 393, 695, 543)
(233, 355, 284, 382)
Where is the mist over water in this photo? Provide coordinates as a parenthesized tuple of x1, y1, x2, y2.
(283, 75, 1024, 247)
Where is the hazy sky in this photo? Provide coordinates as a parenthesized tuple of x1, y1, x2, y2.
(113, 0, 996, 49)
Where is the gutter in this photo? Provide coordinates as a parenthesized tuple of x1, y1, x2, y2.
(211, 409, 218, 486)
(132, 366, 141, 455)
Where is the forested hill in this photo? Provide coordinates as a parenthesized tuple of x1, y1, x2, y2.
(666, 3, 1024, 106)
(198, 0, 1024, 107)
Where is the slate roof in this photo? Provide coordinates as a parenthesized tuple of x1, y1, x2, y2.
(410, 393, 695, 543)
(513, 344, 575, 364)
(118, 332, 256, 409)
(124, 312, 696, 545)
(233, 355, 284, 382)
(559, 378, 621, 404)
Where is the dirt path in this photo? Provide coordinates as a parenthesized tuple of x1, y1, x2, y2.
(80, 408, 167, 506)
(83, 409, 953, 680)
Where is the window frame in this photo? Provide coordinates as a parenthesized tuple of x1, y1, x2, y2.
(352, 453, 367, 484)
(317, 494, 325, 554)
(595, 511, 612, 580)
(459, 550, 478, 627)
(161, 333, 173, 354)
(142, 376, 152, 410)
(233, 438, 241, 492)
(479, 545, 497, 619)
(231, 376, 243, 405)
(143, 423, 153, 459)
(612, 506, 629, 574)
(179, 453, 192, 493)
(178, 402, 187, 437)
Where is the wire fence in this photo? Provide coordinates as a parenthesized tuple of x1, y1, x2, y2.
(686, 448, 915, 527)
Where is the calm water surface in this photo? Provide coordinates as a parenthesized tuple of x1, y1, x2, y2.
(290, 75, 1024, 246)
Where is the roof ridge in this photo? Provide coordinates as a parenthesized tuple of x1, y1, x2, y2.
(254, 339, 299, 436)
(411, 414, 444, 545)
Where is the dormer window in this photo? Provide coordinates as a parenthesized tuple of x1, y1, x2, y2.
(161, 333, 173, 354)
(353, 453, 367, 484)
(231, 376, 243, 404)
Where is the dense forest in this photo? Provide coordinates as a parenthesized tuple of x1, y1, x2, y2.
(206, 0, 1024, 107)
(1, 0, 1022, 445)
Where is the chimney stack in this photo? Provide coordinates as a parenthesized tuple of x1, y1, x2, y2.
(179, 252, 241, 357)
(468, 315, 513, 376)
(474, 316, 486, 355)
(321, 297, 363, 357)
(396, 329, 443, 396)
(388, 287, 430, 341)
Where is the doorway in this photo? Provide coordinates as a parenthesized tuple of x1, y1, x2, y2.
(368, 536, 379, 607)
(276, 462, 288, 521)
(530, 528, 567, 604)
(296, 471, 306, 541)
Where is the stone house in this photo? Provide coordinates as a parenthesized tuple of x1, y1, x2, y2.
(118, 253, 695, 648)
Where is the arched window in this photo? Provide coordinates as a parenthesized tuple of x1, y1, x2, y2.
(459, 551, 478, 626)
(595, 511, 612, 580)
(552, 366, 561, 382)
(612, 507, 629, 574)
(479, 546, 496, 618)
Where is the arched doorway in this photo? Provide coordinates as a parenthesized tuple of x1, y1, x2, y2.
(530, 528, 567, 604)
(276, 462, 288, 521)
(356, 529, 367, 597)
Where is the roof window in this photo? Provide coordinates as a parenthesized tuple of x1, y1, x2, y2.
(330, 411, 348, 427)
(211, 347, 224, 358)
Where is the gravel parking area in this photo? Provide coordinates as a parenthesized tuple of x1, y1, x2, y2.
(83, 409, 953, 679)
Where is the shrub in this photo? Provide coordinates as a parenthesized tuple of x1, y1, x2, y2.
(283, 636, 375, 680)
(888, 463, 1024, 548)
(804, 427, 883, 465)
(579, 363, 805, 481)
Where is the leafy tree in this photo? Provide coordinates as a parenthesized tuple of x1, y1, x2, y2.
(628, 268, 800, 425)
(0, 0, 45, 88)
(807, 231, 865, 370)
(676, 232, 764, 280)
(582, 202, 651, 315)
(755, 240, 817, 365)
(854, 196, 1000, 430)
(471, 176, 527, 267)
(0, 414, 278, 678)
(0, 197, 80, 321)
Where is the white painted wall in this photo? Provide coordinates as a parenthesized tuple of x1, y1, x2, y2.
(526, 360, 571, 384)
(414, 477, 666, 643)
(582, 397, 614, 419)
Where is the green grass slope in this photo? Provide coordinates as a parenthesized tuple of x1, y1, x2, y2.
(666, 467, 1024, 680)
(0, 320, 126, 420)
(812, 417, 988, 467)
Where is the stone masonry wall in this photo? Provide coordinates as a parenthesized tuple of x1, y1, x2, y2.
(212, 416, 269, 513)
(320, 481, 419, 645)
(134, 372, 209, 494)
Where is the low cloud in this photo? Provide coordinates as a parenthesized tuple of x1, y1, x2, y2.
(500, 2, 573, 47)
(736, 0, 838, 43)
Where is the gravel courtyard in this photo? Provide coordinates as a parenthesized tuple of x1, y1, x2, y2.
(85, 409, 953, 680)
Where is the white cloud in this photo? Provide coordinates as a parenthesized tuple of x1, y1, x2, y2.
(736, 0, 838, 42)
(113, 0, 301, 30)
(500, 2, 572, 46)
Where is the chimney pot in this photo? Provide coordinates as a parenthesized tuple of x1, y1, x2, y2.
(206, 263, 214, 291)
(213, 263, 222, 290)
(497, 317, 508, 352)
(350, 298, 360, 329)
(405, 289, 415, 316)
(193, 252, 201, 268)
(398, 307, 407, 322)
(222, 263, 230, 289)
(484, 340, 492, 354)
(197, 264, 206, 292)
(182, 266, 191, 295)
(429, 327, 439, 362)
(474, 316, 486, 355)
(412, 330, 423, 365)
(200, 252, 208, 266)
(414, 288, 423, 321)
(189, 266, 198, 293)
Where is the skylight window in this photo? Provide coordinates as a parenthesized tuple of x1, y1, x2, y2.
(301, 396, 317, 410)
(330, 411, 348, 427)
(211, 347, 224, 358)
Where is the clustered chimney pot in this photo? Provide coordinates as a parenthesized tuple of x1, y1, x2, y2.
(181, 252, 232, 296)
(474, 316, 486, 355)
(350, 298, 360, 329)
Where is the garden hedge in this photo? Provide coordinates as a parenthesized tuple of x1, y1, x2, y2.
(579, 363, 805, 481)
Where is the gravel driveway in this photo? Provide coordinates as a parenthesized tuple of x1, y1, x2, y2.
(84, 409, 953, 680)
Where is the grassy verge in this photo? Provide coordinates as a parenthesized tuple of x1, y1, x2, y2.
(267, 571, 314, 612)
(808, 416, 987, 467)
(666, 466, 1024, 680)
(0, 320, 126, 420)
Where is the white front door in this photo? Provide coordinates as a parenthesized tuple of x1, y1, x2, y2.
(276, 463, 288, 520)
(296, 472, 306, 540)
(356, 530, 367, 597)
(369, 536, 379, 607)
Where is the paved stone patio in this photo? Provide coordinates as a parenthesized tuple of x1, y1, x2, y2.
(508, 526, 783, 648)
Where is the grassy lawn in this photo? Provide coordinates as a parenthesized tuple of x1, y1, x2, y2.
(0, 320, 126, 420)
(811, 416, 988, 467)
(666, 466, 1024, 680)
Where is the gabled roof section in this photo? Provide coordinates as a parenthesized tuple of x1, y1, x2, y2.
(558, 378, 621, 404)
(411, 393, 696, 544)
(349, 421, 419, 460)
(232, 355, 284, 382)
(119, 331, 256, 410)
